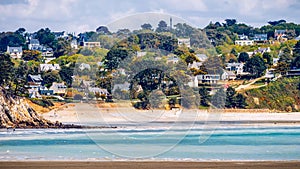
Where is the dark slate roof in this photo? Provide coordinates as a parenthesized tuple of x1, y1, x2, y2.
(7, 46, 22, 53)
(30, 38, 40, 45)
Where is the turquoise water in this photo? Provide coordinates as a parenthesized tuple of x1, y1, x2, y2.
(0, 125, 300, 161)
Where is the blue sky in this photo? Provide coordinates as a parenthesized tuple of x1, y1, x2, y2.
(0, 0, 299, 33)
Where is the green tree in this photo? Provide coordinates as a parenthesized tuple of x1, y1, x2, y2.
(292, 41, 300, 69)
(238, 52, 250, 63)
(0, 53, 14, 86)
(225, 86, 236, 108)
(59, 66, 74, 87)
(180, 86, 197, 109)
(12, 61, 28, 96)
(274, 62, 290, 75)
(54, 38, 72, 57)
(199, 87, 210, 107)
(230, 48, 238, 57)
(262, 52, 273, 67)
(0, 31, 26, 52)
(42, 71, 61, 88)
(156, 20, 168, 32)
(279, 47, 293, 65)
(225, 19, 237, 27)
(141, 23, 152, 30)
(244, 55, 267, 78)
(36, 28, 56, 47)
(235, 93, 247, 108)
(22, 50, 42, 61)
(96, 26, 110, 34)
(211, 88, 226, 108)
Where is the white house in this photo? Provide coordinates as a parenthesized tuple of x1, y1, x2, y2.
(274, 29, 288, 41)
(225, 63, 245, 75)
(27, 74, 43, 88)
(83, 42, 101, 48)
(39, 64, 61, 72)
(254, 47, 271, 54)
(88, 87, 109, 95)
(235, 40, 254, 46)
(265, 68, 276, 79)
(221, 70, 236, 80)
(28, 39, 40, 50)
(28, 88, 42, 99)
(197, 74, 220, 84)
(50, 82, 67, 95)
(71, 39, 78, 49)
(178, 38, 191, 48)
(7, 46, 22, 59)
(238, 34, 249, 40)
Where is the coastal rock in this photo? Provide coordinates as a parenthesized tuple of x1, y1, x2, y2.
(0, 88, 56, 128)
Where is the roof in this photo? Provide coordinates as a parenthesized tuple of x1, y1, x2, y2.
(238, 34, 248, 40)
(30, 39, 40, 45)
(253, 34, 268, 41)
(226, 62, 244, 67)
(39, 64, 61, 71)
(50, 82, 67, 88)
(255, 47, 270, 53)
(28, 74, 43, 82)
(39, 86, 51, 91)
(7, 46, 22, 53)
(275, 29, 286, 34)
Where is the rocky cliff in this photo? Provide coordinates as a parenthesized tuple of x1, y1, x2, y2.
(0, 89, 60, 128)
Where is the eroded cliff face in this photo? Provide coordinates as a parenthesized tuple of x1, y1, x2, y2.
(0, 89, 57, 128)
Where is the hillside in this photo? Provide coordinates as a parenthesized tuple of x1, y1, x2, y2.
(245, 77, 300, 112)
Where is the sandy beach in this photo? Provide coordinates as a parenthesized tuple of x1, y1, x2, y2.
(0, 161, 299, 169)
(42, 102, 300, 126)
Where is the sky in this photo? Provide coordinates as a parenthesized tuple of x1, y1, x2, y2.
(0, 0, 300, 33)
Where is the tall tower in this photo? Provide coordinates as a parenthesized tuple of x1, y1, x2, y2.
(170, 17, 173, 30)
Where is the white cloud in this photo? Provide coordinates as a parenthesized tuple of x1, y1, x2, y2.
(0, 0, 300, 32)
(161, 0, 207, 11)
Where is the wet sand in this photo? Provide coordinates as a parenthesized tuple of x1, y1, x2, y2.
(0, 161, 300, 169)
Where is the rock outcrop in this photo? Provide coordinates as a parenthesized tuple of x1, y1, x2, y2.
(0, 89, 59, 128)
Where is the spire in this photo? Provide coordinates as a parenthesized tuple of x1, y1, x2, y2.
(170, 17, 173, 30)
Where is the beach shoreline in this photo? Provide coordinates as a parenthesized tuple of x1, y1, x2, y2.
(0, 161, 299, 169)
(42, 102, 300, 126)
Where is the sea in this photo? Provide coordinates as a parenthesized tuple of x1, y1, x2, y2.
(1, 122, 300, 161)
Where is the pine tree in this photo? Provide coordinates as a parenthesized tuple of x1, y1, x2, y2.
(0, 53, 14, 86)
(199, 87, 210, 107)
